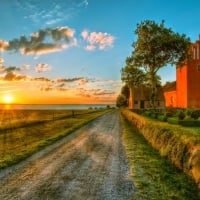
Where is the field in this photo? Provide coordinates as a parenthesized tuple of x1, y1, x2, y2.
(0, 108, 111, 169)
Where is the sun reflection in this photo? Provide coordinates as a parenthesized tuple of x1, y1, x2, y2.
(4, 104, 11, 110)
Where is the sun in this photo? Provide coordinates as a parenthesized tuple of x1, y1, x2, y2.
(3, 94, 13, 104)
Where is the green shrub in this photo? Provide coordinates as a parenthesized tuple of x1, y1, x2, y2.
(165, 112, 174, 117)
(179, 120, 200, 127)
(157, 115, 167, 122)
(177, 110, 186, 120)
(165, 107, 177, 116)
(186, 109, 192, 116)
(191, 110, 200, 120)
(167, 117, 179, 124)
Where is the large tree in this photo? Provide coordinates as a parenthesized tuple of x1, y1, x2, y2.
(121, 56, 146, 109)
(132, 20, 191, 108)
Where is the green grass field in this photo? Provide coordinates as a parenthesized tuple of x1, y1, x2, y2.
(0, 109, 111, 169)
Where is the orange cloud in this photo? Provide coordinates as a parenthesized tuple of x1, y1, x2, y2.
(0, 40, 9, 51)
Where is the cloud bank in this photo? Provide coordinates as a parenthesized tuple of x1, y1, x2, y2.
(1, 27, 115, 54)
(2, 27, 77, 55)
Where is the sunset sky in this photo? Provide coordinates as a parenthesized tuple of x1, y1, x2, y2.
(0, 0, 200, 104)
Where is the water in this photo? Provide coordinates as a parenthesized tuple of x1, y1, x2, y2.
(0, 104, 115, 110)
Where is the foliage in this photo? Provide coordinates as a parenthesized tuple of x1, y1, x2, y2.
(120, 84, 130, 100)
(177, 110, 186, 120)
(132, 20, 191, 108)
(121, 57, 147, 108)
(116, 94, 127, 107)
(191, 110, 200, 120)
(121, 56, 146, 86)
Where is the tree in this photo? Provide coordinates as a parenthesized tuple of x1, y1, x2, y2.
(121, 56, 146, 108)
(116, 94, 127, 107)
(121, 84, 130, 105)
(132, 20, 190, 108)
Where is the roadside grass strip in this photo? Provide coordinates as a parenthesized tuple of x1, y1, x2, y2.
(121, 115, 200, 200)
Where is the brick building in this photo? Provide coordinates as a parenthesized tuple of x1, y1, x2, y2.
(164, 36, 200, 108)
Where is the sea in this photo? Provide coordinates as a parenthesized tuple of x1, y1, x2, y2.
(0, 104, 116, 110)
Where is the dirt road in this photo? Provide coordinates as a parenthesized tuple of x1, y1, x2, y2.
(0, 110, 135, 200)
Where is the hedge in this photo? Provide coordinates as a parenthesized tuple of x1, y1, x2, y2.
(121, 108, 200, 188)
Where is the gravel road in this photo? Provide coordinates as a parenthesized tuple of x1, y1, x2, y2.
(0, 110, 135, 200)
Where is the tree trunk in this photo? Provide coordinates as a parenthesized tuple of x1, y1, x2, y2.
(150, 71, 156, 108)
(128, 84, 134, 109)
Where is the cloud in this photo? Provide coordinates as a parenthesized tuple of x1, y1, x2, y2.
(18, 0, 89, 26)
(31, 77, 51, 82)
(4, 66, 21, 72)
(55, 77, 84, 83)
(81, 30, 115, 51)
(0, 58, 4, 66)
(5, 27, 77, 55)
(78, 0, 89, 7)
(35, 63, 52, 72)
(21, 64, 30, 70)
(0, 40, 9, 51)
(78, 78, 88, 85)
(1, 71, 28, 81)
(85, 45, 96, 51)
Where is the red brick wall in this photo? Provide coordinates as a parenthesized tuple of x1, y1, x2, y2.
(176, 40, 200, 108)
(164, 90, 177, 107)
(176, 65, 188, 108)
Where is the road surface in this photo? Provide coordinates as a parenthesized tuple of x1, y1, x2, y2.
(0, 110, 135, 200)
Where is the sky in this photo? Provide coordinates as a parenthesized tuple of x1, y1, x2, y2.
(0, 0, 200, 105)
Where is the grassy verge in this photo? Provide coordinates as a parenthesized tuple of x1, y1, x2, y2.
(121, 108, 200, 187)
(0, 109, 111, 169)
(121, 115, 200, 200)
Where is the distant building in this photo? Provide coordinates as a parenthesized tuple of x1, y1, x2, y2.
(164, 36, 200, 108)
(128, 85, 165, 109)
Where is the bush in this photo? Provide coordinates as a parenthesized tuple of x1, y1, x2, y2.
(177, 110, 186, 120)
(165, 107, 177, 117)
(186, 109, 192, 116)
(157, 115, 167, 122)
(179, 120, 200, 127)
(191, 110, 200, 120)
(165, 112, 174, 117)
(167, 117, 179, 124)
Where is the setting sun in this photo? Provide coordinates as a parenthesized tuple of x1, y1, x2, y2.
(3, 94, 13, 104)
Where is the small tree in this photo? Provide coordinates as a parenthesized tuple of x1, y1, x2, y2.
(116, 94, 127, 107)
(121, 84, 130, 105)
(121, 56, 146, 109)
(132, 20, 190, 108)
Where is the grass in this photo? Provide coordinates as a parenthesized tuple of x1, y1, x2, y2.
(121, 114, 200, 200)
(0, 108, 111, 169)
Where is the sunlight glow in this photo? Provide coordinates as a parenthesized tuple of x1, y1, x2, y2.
(3, 94, 13, 104)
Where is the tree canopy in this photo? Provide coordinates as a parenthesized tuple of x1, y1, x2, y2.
(121, 56, 146, 86)
(131, 20, 191, 107)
